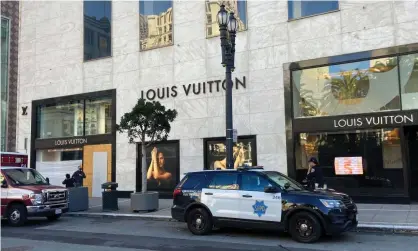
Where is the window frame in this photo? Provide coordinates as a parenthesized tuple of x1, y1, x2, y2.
(36, 95, 113, 139)
(291, 55, 403, 119)
(83, 0, 112, 62)
(203, 135, 257, 170)
(139, 0, 174, 51)
(287, 0, 340, 21)
(0, 16, 11, 152)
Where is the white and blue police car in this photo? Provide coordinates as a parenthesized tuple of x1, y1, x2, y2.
(171, 167, 358, 243)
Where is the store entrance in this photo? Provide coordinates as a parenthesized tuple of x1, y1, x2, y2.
(83, 144, 112, 197)
(405, 126, 418, 201)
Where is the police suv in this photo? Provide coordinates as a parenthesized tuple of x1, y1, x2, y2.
(171, 167, 358, 243)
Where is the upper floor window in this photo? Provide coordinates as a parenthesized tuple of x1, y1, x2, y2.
(139, 0, 173, 51)
(288, 0, 339, 20)
(1, 17, 10, 152)
(83, 1, 112, 61)
(399, 53, 418, 110)
(205, 0, 247, 38)
(292, 57, 401, 117)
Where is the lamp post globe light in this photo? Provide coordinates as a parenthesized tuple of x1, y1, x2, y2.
(217, 4, 238, 169)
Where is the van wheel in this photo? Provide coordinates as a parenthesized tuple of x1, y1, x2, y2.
(47, 214, 61, 221)
(289, 212, 323, 243)
(186, 208, 213, 235)
(7, 204, 27, 227)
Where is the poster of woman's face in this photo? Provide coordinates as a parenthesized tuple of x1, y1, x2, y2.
(144, 142, 179, 191)
(205, 136, 257, 170)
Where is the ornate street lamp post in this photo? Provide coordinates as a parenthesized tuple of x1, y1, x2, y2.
(217, 4, 238, 169)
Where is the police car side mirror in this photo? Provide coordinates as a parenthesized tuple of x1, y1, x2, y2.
(284, 182, 291, 190)
(264, 186, 278, 193)
(1, 179, 7, 188)
(46, 177, 50, 185)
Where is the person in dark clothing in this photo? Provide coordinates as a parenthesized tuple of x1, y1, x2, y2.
(72, 166, 86, 187)
(62, 174, 75, 188)
(306, 157, 324, 189)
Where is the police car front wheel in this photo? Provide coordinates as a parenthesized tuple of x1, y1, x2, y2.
(186, 208, 213, 235)
(289, 212, 323, 243)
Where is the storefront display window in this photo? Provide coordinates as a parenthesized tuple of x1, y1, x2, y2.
(204, 136, 256, 170)
(37, 101, 84, 139)
(35, 148, 83, 186)
(292, 57, 401, 118)
(400, 53, 418, 110)
(294, 128, 405, 196)
(85, 98, 112, 135)
(138, 141, 179, 192)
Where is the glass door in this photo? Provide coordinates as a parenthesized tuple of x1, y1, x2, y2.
(406, 126, 418, 201)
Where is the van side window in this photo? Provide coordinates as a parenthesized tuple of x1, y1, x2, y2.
(208, 173, 239, 190)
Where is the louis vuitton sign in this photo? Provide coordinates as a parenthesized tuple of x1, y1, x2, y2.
(293, 111, 418, 133)
(54, 138, 87, 146)
(333, 114, 415, 128)
(140, 76, 247, 101)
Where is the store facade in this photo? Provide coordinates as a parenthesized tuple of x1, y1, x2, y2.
(284, 44, 418, 203)
(30, 90, 116, 197)
(16, 1, 418, 202)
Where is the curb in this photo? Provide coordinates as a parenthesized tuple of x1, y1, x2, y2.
(64, 212, 174, 221)
(64, 213, 418, 234)
(356, 223, 418, 234)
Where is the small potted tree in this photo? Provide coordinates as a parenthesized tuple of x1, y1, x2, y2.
(117, 98, 177, 211)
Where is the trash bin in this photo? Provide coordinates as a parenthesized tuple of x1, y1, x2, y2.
(102, 182, 119, 211)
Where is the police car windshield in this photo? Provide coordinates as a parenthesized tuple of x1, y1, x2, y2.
(3, 168, 48, 186)
(264, 171, 304, 191)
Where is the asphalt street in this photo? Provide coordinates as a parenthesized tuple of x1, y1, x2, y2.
(1, 217, 418, 251)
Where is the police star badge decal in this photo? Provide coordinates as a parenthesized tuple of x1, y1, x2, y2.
(252, 200, 268, 217)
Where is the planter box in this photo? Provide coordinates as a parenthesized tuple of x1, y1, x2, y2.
(131, 191, 159, 212)
(68, 187, 89, 212)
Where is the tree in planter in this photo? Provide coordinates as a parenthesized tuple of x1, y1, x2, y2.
(117, 98, 177, 194)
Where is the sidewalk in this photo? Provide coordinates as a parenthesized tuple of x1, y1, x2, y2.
(65, 198, 418, 234)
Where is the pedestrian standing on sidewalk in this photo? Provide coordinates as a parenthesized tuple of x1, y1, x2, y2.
(62, 174, 75, 188)
(72, 166, 86, 187)
(305, 157, 324, 189)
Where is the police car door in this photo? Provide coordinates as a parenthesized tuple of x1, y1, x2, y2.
(201, 172, 241, 219)
(238, 172, 282, 222)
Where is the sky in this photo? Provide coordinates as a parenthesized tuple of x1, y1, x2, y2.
(84, 1, 111, 19)
(139, 1, 172, 15)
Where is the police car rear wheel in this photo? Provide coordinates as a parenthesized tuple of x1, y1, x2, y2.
(187, 208, 212, 235)
(289, 212, 322, 243)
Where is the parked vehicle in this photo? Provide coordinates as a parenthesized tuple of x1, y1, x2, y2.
(0, 166, 69, 226)
(1, 151, 28, 167)
(171, 167, 358, 243)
